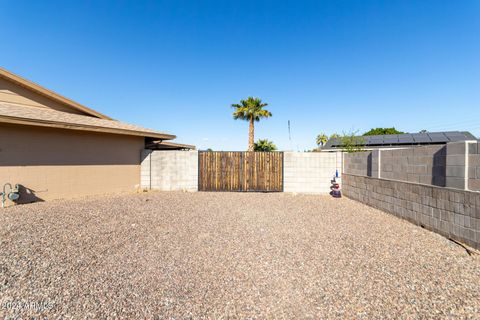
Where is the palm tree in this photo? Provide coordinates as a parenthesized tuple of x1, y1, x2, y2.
(254, 139, 277, 152)
(231, 97, 272, 151)
(316, 133, 328, 147)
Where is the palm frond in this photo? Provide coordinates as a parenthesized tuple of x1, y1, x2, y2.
(231, 97, 272, 122)
(253, 139, 277, 151)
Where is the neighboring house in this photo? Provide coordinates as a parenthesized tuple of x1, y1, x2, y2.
(321, 131, 477, 151)
(0, 67, 193, 204)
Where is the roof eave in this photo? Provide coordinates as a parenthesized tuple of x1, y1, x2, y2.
(0, 115, 176, 140)
(146, 141, 196, 150)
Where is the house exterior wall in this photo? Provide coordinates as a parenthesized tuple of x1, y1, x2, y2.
(0, 123, 144, 204)
(0, 77, 89, 115)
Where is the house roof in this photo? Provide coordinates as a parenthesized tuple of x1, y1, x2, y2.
(0, 67, 112, 120)
(0, 102, 176, 140)
(322, 131, 477, 150)
(146, 140, 196, 150)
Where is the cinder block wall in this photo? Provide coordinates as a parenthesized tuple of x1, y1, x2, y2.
(343, 152, 371, 176)
(343, 174, 480, 249)
(141, 150, 198, 191)
(381, 145, 446, 186)
(343, 145, 448, 187)
(283, 152, 341, 193)
(468, 142, 480, 191)
(445, 142, 468, 190)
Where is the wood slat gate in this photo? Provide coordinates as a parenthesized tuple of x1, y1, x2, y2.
(198, 151, 283, 192)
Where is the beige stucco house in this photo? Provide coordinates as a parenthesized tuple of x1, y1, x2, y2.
(0, 67, 192, 205)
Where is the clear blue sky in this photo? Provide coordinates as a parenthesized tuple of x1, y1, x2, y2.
(1, 0, 479, 151)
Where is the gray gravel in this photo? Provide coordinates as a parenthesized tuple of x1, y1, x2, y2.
(1, 191, 479, 319)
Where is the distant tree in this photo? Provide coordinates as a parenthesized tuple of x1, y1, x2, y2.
(340, 130, 366, 153)
(206, 148, 213, 152)
(231, 97, 272, 151)
(316, 133, 328, 147)
(253, 139, 277, 152)
(419, 129, 428, 133)
(329, 133, 340, 139)
(363, 127, 405, 136)
(312, 133, 341, 152)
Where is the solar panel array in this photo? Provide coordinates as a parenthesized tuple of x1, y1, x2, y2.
(323, 131, 477, 149)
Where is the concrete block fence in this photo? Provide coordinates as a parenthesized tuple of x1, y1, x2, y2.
(343, 152, 370, 176)
(468, 142, 480, 191)
(381, 145, 446, 186)
(343, 174, 480, 249)
(141, 150, 198, 191)
(141, 150, 340, 193)
(343, 142, 480, 192)
(142, 144, 479, 193)
(283, 152, 341, 193)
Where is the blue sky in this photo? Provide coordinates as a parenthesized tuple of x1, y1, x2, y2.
(1, 0, 479, 150)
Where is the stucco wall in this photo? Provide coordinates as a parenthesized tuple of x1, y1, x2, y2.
(141, 150, 198, 191)
(0, 123, 144, 204)
(283, 152, 341, 193)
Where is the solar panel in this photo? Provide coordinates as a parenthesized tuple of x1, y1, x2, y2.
(447, 136, 466, 142)
(428, 133, 448, 143)
(444, 132, 466, 138)
(443, 132, 467, 142)
(444, 131, 464, 136)
(413, 134, 431, 143)
(398, 134, 415, 143)
(384, 135, 399, 143)
(331, 138, 342, 146)
(430, 137, 447, 142)
(366, 137, 384, 145)
(321, 131, 477, 150)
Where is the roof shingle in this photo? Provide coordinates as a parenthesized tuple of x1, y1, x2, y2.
(0, 103, 175, 140)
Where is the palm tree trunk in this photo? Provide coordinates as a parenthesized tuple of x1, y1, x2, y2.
(248, 117, 255, 151)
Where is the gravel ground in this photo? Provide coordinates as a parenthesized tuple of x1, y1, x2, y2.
(1, 191, 479, 319)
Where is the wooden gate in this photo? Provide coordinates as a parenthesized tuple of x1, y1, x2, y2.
(198, 152, 283, 192)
